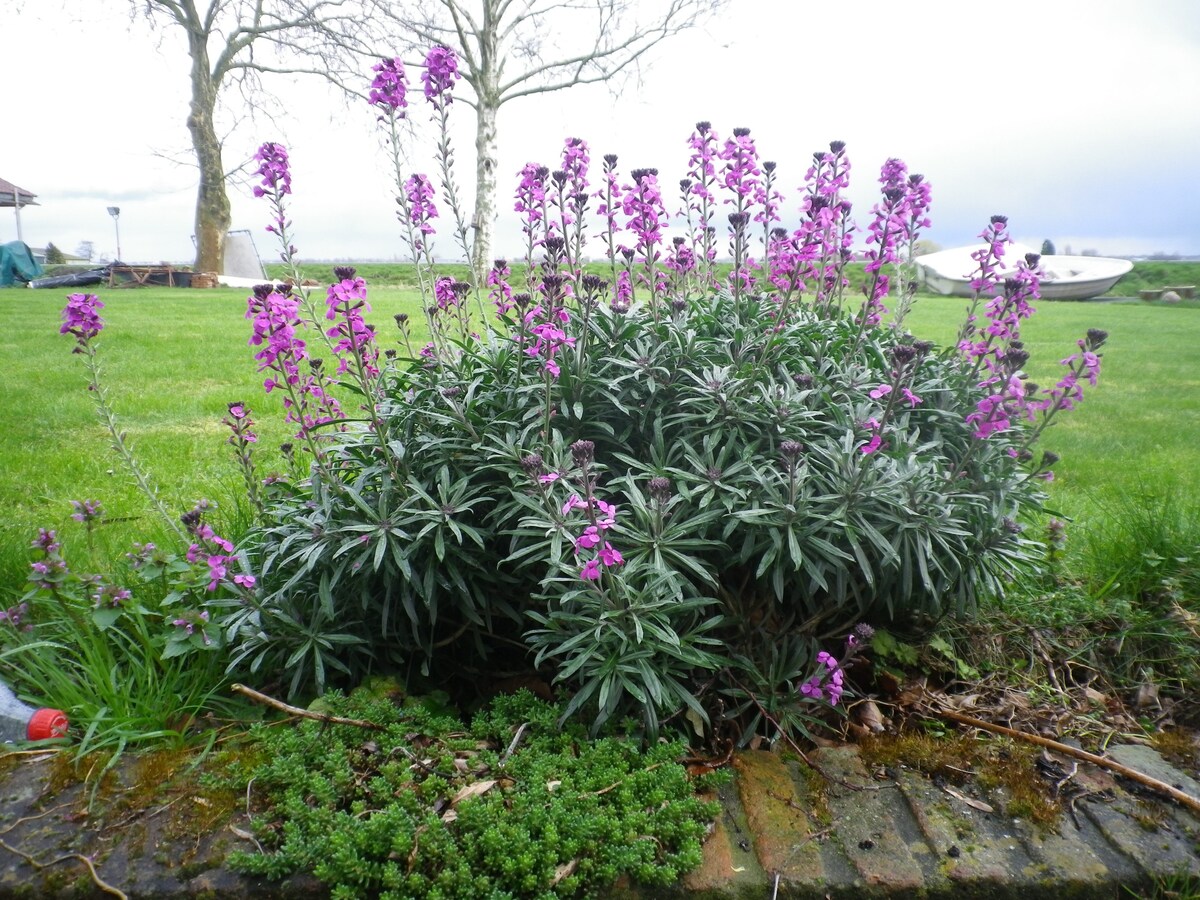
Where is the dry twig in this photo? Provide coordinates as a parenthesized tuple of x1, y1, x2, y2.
(231, 683, 386, 730)
(0, 838, 127, 899)
(934, 707, 1200, 815)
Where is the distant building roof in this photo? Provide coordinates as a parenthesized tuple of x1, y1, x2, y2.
(0, 177, 37, 208)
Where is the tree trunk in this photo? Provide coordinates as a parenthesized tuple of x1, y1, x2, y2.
(185, 28, 230, 275)
(471, 99, 498, 277)
(470, 3, 500, 279)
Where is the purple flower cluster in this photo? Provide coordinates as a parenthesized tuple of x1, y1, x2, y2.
(369, 57, 408, 115)
(60, 293, 105, 349)
(0, 602, 31, 633)
(561, 137, 590, 196)
(252, 141, 291, 198)
(959, 252, 1041, 368)
(246, 285, 343, 437)
(1037, 329, 1107, 417)
(859, 417, 884, 456)
(488, 259, 515, 317)
(325, 269, 379, 378)
(70, 499, 103, 525)
(247, 286, 305, 390)
(765, 142, 855, 312)
(515, 163, 551, 244)
(665, 238, 697, 282)
(422, 45, 459, 108)
(223, 402, 258, 447)
(182, 501, 237, 592)
(28, 529, 68, 590)
(965, 374, 1028, 439)
(563, 491, 624, 580)
(595, 154, 624, 260)
(172, 609, 212, 645)
(612, 270, 633, 312)
(869, 383, 922, 408)
(92, 581, 132, 609)
(405, 174, 439, 235)
(434, 275, 468, 311)
(800, 651, 845, 705)
(524, 305, 575, 379)
(252, 142, 296, 249)
(683, 122, 720, 279)
(967, 215, 1010, 298)
(622, 168, 666, 255)
(859, 158, 918, 327)
(720, 127, 761, 207)
(799, 628, 871, 706)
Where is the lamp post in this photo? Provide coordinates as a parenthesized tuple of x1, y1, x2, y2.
(106, 206, 121, 261)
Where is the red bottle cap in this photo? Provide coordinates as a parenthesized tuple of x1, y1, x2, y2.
(26, 708, 69, 741)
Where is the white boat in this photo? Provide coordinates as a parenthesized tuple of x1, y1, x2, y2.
(914, 243, 1133, 300)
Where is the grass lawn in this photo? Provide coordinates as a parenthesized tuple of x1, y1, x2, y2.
(1, 275, 1198, 595)
(0, 282, 425, 584)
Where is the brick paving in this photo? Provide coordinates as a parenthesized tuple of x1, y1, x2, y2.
(676, 744, 1200, 899)
(2, 742, 1200, 897)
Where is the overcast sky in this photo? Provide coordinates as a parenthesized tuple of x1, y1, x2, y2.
(2, 1, 1198, 265)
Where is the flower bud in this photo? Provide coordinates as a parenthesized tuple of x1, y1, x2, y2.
(570, 440, 595, 467)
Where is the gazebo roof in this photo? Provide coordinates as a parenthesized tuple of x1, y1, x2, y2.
(0, 177, 37, 208)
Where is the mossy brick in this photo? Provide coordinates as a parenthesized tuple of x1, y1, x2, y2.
(895, 768, 1026, 890)
(1082, 795, 1200, 880)
(812, 747, 926, 893)
(682, 813, 766, 897)
(1106, 744, 1200, 800)
(733, 750, 825, 886)
(1013, 810, 1129, 896)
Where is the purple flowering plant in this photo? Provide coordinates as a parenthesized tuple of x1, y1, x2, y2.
(23, 39, 1113, 746)
(217, 90, 1112, 738)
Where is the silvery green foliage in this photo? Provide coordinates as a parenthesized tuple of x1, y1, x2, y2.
(226, 284, 1044, 734)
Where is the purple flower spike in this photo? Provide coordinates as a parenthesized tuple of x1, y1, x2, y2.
(405, 174, 439, 235)
(60, 293, 105, 347)
(252, 142, 291, 198)
(423, 45, 460, 108)
(369, 57, 408, 115)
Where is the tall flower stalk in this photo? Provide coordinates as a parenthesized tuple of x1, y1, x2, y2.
(369, 57, 437, 310)
(423, 45, 486, 325)
(623, 168, 668, 319)
(595, 154, 623, 293)
(684, 122, 720, 290)
(719, 127, 762, 298)
(797, 141, 854, 315)
(61, 294, 187, 543)
(223, 401, 264, 519)
(515, 163, 551, 294)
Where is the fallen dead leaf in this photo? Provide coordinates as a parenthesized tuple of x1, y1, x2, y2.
(944, 693, 980, 711)
(450, 779, 498, 805)
(942, 785, 994, 814)
(854, 699, 886, 733)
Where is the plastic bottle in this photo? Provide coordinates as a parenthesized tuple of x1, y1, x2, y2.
(0, 679, 68, 742)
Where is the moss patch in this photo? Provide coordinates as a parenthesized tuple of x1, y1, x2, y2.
(860, 732, 1061, 827)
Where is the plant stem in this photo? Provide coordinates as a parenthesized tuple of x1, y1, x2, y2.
(80, 342, 187, 544)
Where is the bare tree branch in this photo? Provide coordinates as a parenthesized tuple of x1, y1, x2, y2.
(128, 0, 381, 272)
(375, 0, 725, 271)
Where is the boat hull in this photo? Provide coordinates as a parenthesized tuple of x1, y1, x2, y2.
(915, 247, 1133, 300)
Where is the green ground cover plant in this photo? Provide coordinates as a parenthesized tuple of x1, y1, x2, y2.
(211, 686, 721, 899)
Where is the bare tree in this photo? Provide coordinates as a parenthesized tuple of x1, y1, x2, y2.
(381, 0, 726, 273)
(131, 1, 377, 274)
